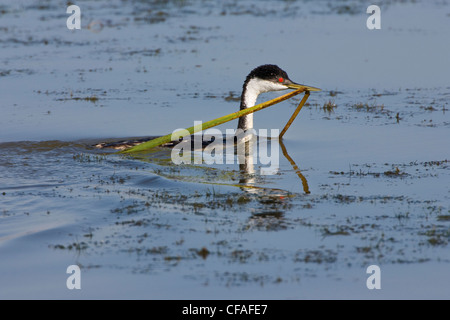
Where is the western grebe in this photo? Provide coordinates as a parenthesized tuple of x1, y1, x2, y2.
(95, 64, 315, 150)
(237, 64, 312, 131)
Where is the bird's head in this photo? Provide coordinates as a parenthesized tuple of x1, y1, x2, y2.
(243, 64, 320, 95)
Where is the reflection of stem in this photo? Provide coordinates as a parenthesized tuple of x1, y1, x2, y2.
(279, 91, 310, 139)
(279, 139, 310, 194)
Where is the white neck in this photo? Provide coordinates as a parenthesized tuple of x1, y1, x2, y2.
(241, 88, 258, 129)
(239, 78, 287, 131)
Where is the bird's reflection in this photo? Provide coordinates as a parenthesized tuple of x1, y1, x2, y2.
(236, 131, 310, 195)
(234, 133, 310, 230)
(95, 130, 310, 195)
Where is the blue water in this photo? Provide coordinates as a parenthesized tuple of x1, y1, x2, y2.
(1, 0, 449, 299)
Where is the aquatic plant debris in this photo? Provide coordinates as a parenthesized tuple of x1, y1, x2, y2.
(119, 87, 319, 153)
(279, 91, 311, 139)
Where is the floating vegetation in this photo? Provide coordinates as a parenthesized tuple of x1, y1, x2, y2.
(223, 91, 241, 102)
(421, 105, 438, 111)
(50, 241, 89, 251)
(383, 167, 407, 177)
(351, 102, 385, 112)
(0, 69, 35, 77)
(57, 95, 99, 102)
(196, 247, 210, 259)
(322, 100, 337, 114)
(330, 164, 412, 178)
(73, 153, 106, 163)
(328, 90, 342, 97)
(124, 48, 161, 57)
(294, 249, 338, 264)
(420, 227, 450, 246)
(322, 226, 351, 236)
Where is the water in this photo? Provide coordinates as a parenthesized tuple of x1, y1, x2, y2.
(1, 0, 449, 299)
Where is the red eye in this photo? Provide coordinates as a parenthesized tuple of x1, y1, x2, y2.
(278, 77, 284, 83)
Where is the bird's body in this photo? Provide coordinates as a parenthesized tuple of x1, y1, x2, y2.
(95, 64, 318, 150)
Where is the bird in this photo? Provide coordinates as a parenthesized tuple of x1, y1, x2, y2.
(95, 64, 318, 150)
(237, 64, 317, 131)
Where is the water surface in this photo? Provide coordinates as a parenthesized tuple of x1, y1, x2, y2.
(1, 0, 449, 299)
